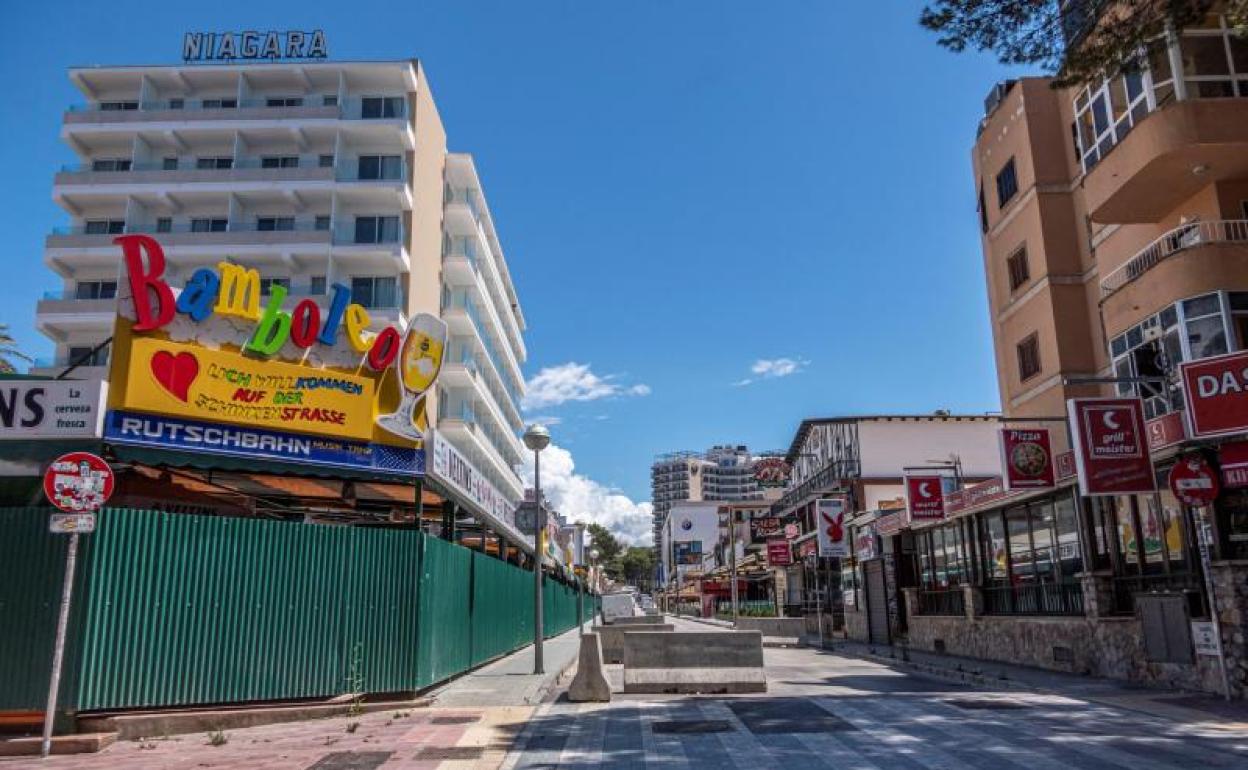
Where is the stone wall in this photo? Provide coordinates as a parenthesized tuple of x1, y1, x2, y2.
(1212, 561, 1248, 698)
(844, 607, 869, 643)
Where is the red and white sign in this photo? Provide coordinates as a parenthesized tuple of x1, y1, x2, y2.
(1168, 454, 1220, 508)
(854, 525, 877, 560)
(999, 428, 1056, 490)
(766, 538, 792, 567)
(1146, 411, 1187, 451)
(905, 475, 946, 521)
(1181, 350, 1248, 439)
(43, 452, 113, 514)
(1067, 397, 1156, 496)
(815, 497, 849, 558)
(1219, 441, 1248, 489)
(1055, 450, 1077, 481)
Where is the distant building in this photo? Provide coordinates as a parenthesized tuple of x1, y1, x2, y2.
(650, 445, 780, 554)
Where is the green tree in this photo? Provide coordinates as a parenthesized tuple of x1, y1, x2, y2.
(617, 546, 656, 589)
(587, 523, 623, 570)
(920, 1, 1248, 87)
(0, 324, 31, 374)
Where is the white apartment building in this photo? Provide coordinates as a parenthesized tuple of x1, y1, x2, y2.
(34, 58, 527, 502)
(650, 445, 772, 553)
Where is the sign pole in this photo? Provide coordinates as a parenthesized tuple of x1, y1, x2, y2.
(41, 531, 80, 758)
(729, 509, 740, 627)
(1195, 509, 1232, 701)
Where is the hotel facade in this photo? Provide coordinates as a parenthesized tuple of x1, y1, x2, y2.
(33, 57, 529, 520)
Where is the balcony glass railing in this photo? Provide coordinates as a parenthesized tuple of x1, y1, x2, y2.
(66, 96, 409, 120)
(57, 157, 407, 183)
(49, 220, 407, 248)
(444, 293, 522, 405)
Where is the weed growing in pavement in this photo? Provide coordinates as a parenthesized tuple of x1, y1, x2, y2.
(206, 730, 228, 747)
(345, 641, 365, 718)
(393, 710, 410, 718)
(346, 721, 360, 734)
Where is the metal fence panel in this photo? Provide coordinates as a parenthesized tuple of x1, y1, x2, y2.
(416, 535, 471, 688)
(469, 553, 533, 666)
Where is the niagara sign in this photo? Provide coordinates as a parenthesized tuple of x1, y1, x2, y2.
(104, 235, 447, 474)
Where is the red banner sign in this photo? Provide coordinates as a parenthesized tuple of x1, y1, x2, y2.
(1219, 441, 1248, 489)
(943, 477, 1008, 515)
(1055, 450, 1076, 481)
(766, 538, 792, 567)
(1068, 397, 1156, 496)
(1146, 411, 1187, 451)
(1181, 350, 1248, 439)
(1168, 454, 1220, 507)
(999, 428, 1056, 491)
(905, 475, 946, 521)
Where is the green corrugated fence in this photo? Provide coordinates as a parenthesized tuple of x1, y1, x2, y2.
(0, 507, 591, 712)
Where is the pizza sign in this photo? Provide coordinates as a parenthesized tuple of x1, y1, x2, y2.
(999, 428, 1055, 490)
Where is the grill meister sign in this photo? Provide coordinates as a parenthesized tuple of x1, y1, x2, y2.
(104, 235, 445, 474)
(1067, 397, 1156, 496)
(1180, 350, 1248, 440)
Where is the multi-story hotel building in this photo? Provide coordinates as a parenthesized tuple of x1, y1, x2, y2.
(34, 58, 527, 503)
(650, 445, 770, 554)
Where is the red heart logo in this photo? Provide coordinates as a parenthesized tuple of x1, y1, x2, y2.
(150, 350, 199, 402)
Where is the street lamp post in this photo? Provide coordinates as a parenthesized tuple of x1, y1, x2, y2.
(524, 424, 551, 675)
(589, 547, 601, 625)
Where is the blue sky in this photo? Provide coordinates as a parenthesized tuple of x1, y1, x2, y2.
(1, 1, 1028, 542)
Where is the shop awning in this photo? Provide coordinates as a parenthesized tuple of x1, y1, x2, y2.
(356, 481, 441, 507)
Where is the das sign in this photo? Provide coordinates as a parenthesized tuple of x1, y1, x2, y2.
(1168, 454, 1220, 508)
(999, 427, 1055, 491)
(1068, 397, 1156, 496)
(1181, 350, 1248, 439)
(905, 475, 945, 521)
(43, 452, 113, 514)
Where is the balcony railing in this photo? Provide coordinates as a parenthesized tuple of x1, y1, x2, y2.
(56, 158, 407, 184)
(48, 220, 406, 248)
(66, 96, 408, 121)
(1100, 220, 1248, 299)
(982, 582, 1084, 616)
(915, 588, 966, 617)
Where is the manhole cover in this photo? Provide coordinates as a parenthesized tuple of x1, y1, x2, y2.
(945, 698, 1033, 710)
(652, 720, 733, 734)
(431, 715, 480, 725)
(415, 746, 485, 761)
(729, 699, 855, 734)
(305, 751, 393, 770)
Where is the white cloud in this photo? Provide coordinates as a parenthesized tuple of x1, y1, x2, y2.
(523, 362, 651, 410)
(521, 443, 653, 546)
(527, 415, 563, 426)
(734, 357, 810, 386)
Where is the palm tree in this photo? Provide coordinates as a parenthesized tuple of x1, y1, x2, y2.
(0, 324, 32, 374)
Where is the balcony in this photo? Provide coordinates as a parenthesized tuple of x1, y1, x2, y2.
(1083, 99, 1248, 224)
(1099, 220, 1248, 335)
(63, 97, 408, 125)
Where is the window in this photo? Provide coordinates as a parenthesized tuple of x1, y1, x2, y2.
(256, 216, 295, 232)
(318, 154, 335, 168)
(91, 158, 132, 172)
(1017, 333, 1041, 381)
(353, 215, 401, 244)
(350, 276, 399, 309)
(162, 156, 178, 170)
(1184, 293, 1228, 360)
(67, 345, 109, 367)
(75, 280, 117, 300)
(190, 218, 228, 233)
(260, 156, 299, 169)
(356, 155, 402, 180)
(360, 96, 403, 119)
(99, 101, 138, 111)
(995, 158, 1018, 208)
(266, 97, 304, 108)
(323, 95, 338, 107)
(977, 184, 988, 233)
(309, 276, 327, 295)
(84, 219, 125, 235)
(168, 98, 184, 110)
(156, 218, 172, 233)
(201, 98, 237, 109)
(314, 215, 331, 231)
(196, 157, 233, 170)
(1007, 246, 1030, 291)
(259, 278, 290, 296)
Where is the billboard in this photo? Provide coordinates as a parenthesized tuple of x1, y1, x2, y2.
(674, 541, 703, 565)
(1181, 350, 1248, 439)
(815, 497, 849, 558)
(0, 379, 106, 439)
(104, 235, 443, 474)
(1067, 397, 1156, 496)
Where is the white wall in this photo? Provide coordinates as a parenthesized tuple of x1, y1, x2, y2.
(662, 501, 721, 585)
(858, 419, 1003, 478)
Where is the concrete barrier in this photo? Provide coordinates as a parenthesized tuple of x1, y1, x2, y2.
(568, 632, 611, 702)
(622, 631, 766, 694)
(596, 623, 674, 663)
(613, 615, 666, 626)
(734, 617, 806, 646)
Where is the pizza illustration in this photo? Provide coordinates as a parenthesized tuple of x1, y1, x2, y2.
(1010, 441, 1049, 477)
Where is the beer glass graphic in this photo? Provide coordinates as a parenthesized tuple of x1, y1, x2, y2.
(376, 313, 447, 442)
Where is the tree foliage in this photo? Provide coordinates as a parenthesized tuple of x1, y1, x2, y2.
(617, 546, 656, 586)
(920, 0, 1247, 87)
(0, 324, 31, 374)
(586, 523, 623, 567)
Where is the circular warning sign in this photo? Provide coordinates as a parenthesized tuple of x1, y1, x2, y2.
(1168, 454, 1220, 508)
(43, 452, 114, 513)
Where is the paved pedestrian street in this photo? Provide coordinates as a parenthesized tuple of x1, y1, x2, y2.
(505, 644, 1248, 770)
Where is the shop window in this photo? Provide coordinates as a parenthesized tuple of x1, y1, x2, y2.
(1016, 333, 1041, 381)
(996, 158, 1018, 208)
(984, 513, 1008, 583)
(1007, 246, 1029, 291)
(1055, 493, 1084, 577)
(1006, 507, 1035, 583)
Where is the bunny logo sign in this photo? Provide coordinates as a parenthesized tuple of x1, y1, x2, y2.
(816, 497, 848, 558)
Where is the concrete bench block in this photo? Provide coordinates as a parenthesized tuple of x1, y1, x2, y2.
(614, 615, 666, 626)
(568, 632, 611, 702)
(622, 630, 767, 694)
